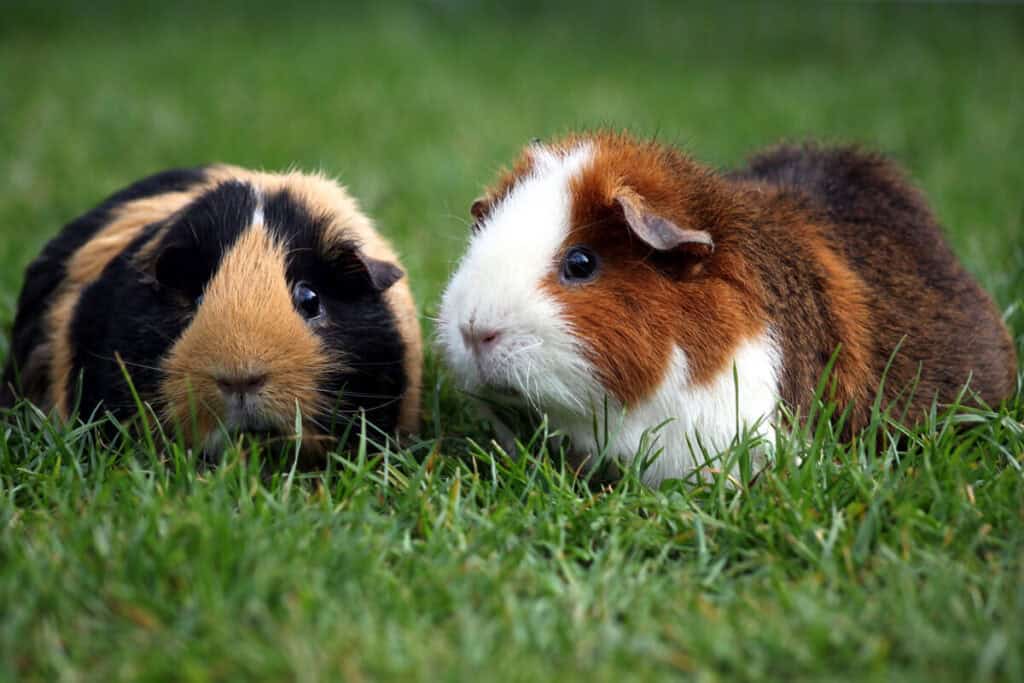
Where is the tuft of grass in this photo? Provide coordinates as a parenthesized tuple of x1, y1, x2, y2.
(2, 2, 1023, 680)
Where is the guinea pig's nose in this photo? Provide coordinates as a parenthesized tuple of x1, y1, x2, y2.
(460, 324, 502, 354)
(215, 372, 268, 396)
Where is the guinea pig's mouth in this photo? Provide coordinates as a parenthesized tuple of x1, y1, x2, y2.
(237, 427, 288, 443)
(198, 420, 296, 462)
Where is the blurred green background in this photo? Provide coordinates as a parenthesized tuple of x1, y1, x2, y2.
(2, 4, 1024, 680)
(2, 1, 1022, 346)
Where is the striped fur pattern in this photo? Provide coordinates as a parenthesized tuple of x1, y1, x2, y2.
(2, 165, 422, 458)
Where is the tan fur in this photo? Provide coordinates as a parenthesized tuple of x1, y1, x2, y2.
(204, 165, 423, 432)
(68, 192, 199, 283)
(159, 225, 332, 445)
(48, 291, 80, 416)
(50, 190, 209, 415)
(45, 166, 421, 434)
(801, 230, 873, 421)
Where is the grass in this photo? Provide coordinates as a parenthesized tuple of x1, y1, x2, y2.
(1, 2, 1023, 680)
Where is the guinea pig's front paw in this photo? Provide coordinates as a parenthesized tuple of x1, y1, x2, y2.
(469, 399, 520, 459)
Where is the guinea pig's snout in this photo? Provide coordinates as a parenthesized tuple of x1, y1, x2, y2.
(459, 323, 503, 356)
(214, 371, 268, 398)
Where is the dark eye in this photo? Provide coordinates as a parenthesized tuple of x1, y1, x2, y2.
(560, 246, 599, 282)
(293, 282, 322, 319)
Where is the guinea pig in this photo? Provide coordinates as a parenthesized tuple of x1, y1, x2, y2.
(438, 132, 1017, 486)
(1, 165, 422, 458)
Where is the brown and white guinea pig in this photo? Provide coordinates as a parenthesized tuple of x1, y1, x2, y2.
(438, 132, 1017, 486)
(0, 165, 422, 457)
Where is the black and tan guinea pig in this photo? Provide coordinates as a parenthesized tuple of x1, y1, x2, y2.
(438, 131, 1017, 486)
(0, 165, 422, 458)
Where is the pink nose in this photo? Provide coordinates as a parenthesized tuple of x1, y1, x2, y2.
(215, 373, 268, 397)
(460, 325, 502, 354)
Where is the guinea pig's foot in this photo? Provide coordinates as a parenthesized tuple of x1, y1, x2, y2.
(197, 428, 291, 468)
(475, 402, 519, 459)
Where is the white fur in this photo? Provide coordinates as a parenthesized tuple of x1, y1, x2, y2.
(439, 143, 603, 412)
(439, 144, 782, 486)
(556, 333, 781, 487)
(200, 392, 283, 457)
(251, 187, 266, 227)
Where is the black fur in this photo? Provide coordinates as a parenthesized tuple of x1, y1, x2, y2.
(3, 169, 408, 445)
(67, 180, 259, 416)
(263, 189, 406, 433)
(1, 167, 208, 406)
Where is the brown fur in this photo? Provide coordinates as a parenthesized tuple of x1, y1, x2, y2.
(203, 166, 423, 432)
(159, 225, 332, 442)
(477, 148, 541, 221)
(474, 132, 1017, 431)
(9, 166, 422, 441)
(50, 191, 206, 415)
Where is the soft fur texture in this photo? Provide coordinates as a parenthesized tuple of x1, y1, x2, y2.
(439, 131, 1017, 486)
(1, 165, 422, 457)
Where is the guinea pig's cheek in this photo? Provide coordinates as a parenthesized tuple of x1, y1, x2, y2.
(548, 287, 672, 407)
(574, 329, 665, 405)
(157, 361, 222, 445)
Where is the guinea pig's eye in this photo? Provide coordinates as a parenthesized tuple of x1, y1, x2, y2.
(292, 282, 322, 320)
(560, 246, 599, 283)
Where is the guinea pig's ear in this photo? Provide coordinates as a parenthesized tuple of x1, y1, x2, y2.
(335, 246, 404, 292)
(470, 197, 488, 221)
(359, 252, 404, 292)
(469, 197, 489, 232)
(615, 190, 714, 256)
(147, 237, 209, 301)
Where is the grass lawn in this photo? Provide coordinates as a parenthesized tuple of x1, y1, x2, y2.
(2, 2, 1023, 680)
